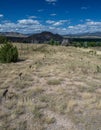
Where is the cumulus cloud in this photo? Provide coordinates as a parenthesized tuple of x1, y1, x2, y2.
(0, 18, 101, 34)
(46, 20, 55, 24)
(53, 20, 69, 26)
(0, 18, 68, 34)
(18, 19, 40, 25)
(46, 20, 70, 26)
(67, 20, 101, 34)
(0, 19, 43, 33)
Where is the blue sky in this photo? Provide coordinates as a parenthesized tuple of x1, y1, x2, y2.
(0, 0, 101, 34)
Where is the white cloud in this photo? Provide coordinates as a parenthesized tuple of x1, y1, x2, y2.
(67, 20, 101, 34)
(53, 22, 63, 26)
(85, 19, 92, 22)
(18, 19, 40, 25)
(46, 20, 55, 24)
(38, 9, 44, 12)
(0, 18, 68, 34)
(50, 13, 57, 16)
(53, 20, 69, 26)
(81, 6, 89, 10)
(45, 0, 57, 5)
(46, 20, 70, 26)
(1, 19, 101, 35)
(28, 16, 37, 19)
(0, 14, 4, 18)
(0, 19, 43, 34)
(45, 0, 57, 3)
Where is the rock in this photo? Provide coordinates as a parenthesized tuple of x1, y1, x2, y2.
(61, 39, 70, 46)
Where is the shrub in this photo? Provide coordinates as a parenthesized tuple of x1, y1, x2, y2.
(48, 39, 60, 46)
(0, 36, 7, 44)
(47, 79, 61, 85)
(0, 42, 18, 63)
(49, 39, 55, 45)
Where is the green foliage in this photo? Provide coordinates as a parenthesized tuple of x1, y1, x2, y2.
(49, 39, 54, 45)
(73, 42, 82, 47)
(0, 42, 18, 63)
(33, 106, 42, 118)
(0, 36, 7, 44)
(72, 41, 101, 47)
(48, 39, 60, 46)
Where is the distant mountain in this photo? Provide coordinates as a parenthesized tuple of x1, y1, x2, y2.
(27, 31, 63, 43)
(1, 31, 101, 39)
(64, 32, 101, 38)
(1, 31, 101, 43)
(0, 31, 63, 43)
(80, 32, 101, 37)
(0, 32, 28, 38)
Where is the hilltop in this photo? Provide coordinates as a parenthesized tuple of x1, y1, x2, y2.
(28, 31, 63, 43)
(0, 31, 63, 43)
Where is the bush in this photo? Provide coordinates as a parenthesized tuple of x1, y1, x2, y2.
(48, 39, 60, 46)
(0, 42, 18, 63)
(49, 39, 54, 45)
(0, 36, 7, 44)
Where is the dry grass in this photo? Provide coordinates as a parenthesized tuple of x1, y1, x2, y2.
(47, 79, 62, 85)
(0, 43, 101, 130)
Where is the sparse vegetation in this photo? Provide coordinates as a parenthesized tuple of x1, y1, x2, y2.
(33, 106, 42, 119)
(47, 79, 61, 85)
(0, 43, 101, 130)
(44, 116, 56, 124)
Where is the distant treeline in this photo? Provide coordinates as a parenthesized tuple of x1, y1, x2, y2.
(6, 36, 30, 43)
(71, 38, 101, 47)
(1, 35, 101, 47)
(0, 36, 26, 43)
(71, 38, 101, 42)
(71, 41, 101, 47)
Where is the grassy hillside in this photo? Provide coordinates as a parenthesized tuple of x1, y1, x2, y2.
(0, 43, 101, 130)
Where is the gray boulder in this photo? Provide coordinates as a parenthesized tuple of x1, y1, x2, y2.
(61, 39, 70, 46)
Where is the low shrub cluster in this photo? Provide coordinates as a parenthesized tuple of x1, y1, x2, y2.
(48, 39, 60, 46)
(0, 36, 7, 44)
(72, 41, 101, 48)
(0, 42, 18, 63)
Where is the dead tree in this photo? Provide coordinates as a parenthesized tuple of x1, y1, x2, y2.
(3, 89, 8, 99)
(29, 65, 32, 69)
(19, 72, 22, 80)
